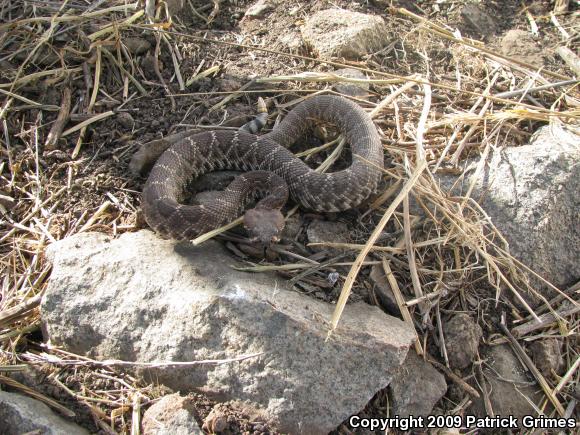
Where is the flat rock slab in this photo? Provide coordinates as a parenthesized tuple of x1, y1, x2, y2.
(389, 351, 447, 417)
(0, 391, 89, 435)
(470, 344, 542, 422)
(41, 231, 416, 434)
(302, 9, 389, 60)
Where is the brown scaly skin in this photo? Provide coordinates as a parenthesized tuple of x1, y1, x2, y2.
(138, 95, 384, 241)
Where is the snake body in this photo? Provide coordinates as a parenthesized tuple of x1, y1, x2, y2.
(141, 95, 384, 241)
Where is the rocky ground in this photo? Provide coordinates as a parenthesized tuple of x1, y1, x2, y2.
(0, 0, 578, 434)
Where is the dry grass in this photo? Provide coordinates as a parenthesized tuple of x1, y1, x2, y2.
(0, 0, 578, 432)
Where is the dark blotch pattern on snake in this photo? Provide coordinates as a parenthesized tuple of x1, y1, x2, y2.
(140, 95, 384, 242)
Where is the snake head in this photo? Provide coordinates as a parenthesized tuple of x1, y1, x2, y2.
(243, 208, 285, 244)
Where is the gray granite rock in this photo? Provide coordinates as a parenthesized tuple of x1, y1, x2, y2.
(244, 0, 275, 18)
(460, 4, 498, 38)
(142, 393, 202, 435)
(470, 344, 541, 420)
(307, 219, 350, 255)
(332, 68, 370, 99)
(0, 391, 89, 435)
(500, 29, 543, 65)
(281, 213, 303, 241)
(41, 230, 416, 434)
(389, 351, 447, 417)
(302, 9, 390, 60)
(440, 123, 580, 291)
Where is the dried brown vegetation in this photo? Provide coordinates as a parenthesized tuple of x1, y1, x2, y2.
(0, 0, 578, 433)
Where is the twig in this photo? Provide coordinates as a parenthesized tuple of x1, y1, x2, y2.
(192, 217, 243, 245)
(550, 13, 571, 40)
(511, 304, 580, 337)
(131, 393, 141, 435)
(328, 159, 427, 333)
(153, 31, 175, 111)
(475, 359, 495, 416)
(232, 260, 382, 273)
(553, 356, 580, 398)
(406, 288, 448, 307)
(0, 88, 58, 110)
(0, 294, 42, 327)
(524, 10, 539, 37)
(392, 7, 571, 81)
(210, 80, 256, 112)
(77, 201, 112, 233)
(435, 302, 449, 366)
(257, 71, 402, 87)
(162, 33, 185, 90)
(129, 25, 572, 116)
(185, 65, 220, 88)
(403, 195, 428, 323)
(62, 112, 115, 137)
(427, 357, 480, 398)
(449, 73, 499, 165)
(44, 86, 71, 149)
(101, 48, 148, 96)
(207, 0, 221, 23)
(493, 79, 578, 99)
(87, 9, 144, 41)
(434, 68, 499, 170)
(553, 0, 570, 13)
(39, 352, 265, 368)
(500, 313, 565, 416)
(382, 259, 422, 355)
(0, 375, 76, 418)
(555, 47, 580, 77)
(0, 67, 83, 90)
(307, 241, 431, 254)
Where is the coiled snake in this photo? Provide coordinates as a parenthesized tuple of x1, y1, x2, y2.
(137, 95, 384, 243)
